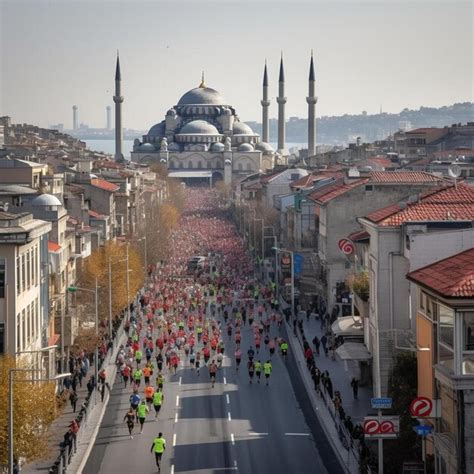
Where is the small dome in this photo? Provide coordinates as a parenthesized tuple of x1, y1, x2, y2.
(233, 122, 255, 135)
(31, 193, 62, 207)
(255, 142, 274, 152)
(139, 143, 156, 151)
(178, 87, 226, 106)
(238, 143, 254, 152)
(147, 122, 165, 137)
(180, 120, 220, 135)
(168, 142, 181, 152)
(211, 142, 225, 152)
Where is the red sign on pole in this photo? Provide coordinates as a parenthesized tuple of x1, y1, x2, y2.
(363, 416, 399, 439)
(338, 238, 355, 256)
(409, 397, 433, 418)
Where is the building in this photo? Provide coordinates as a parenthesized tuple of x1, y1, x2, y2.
(0, 211, 51, 364)
(0, 157, 48, 189)
(407, 249, 474, 474)
(357, 183, 474, 396)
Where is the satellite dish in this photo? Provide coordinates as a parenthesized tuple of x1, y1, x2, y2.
(448, 164, 461, 178)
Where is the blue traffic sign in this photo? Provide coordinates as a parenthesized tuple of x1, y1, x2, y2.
(414, 425, 433, 436)
(371, 397, 393, 409)
(293, 254, 304, 275)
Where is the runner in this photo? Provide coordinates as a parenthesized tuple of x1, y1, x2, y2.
(150, 432, 166, 473)
(209, 360, 218, 388)
(123, 407, 135, 439)
(137, 400, 149, 434)
(254, 360, 262, 384)
(264, 360, 272, 386)
(153, 388, 164, 418)
(247, 359, 255, 384)
(235, 348, 242, 371)
(129, 392, 141, 421)
(144, 384, 155, 407)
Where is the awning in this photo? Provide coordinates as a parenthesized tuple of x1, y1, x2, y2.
(331, 315, 364, 337)
(336, 342, 372, 361)
(168, 171, 213, 179)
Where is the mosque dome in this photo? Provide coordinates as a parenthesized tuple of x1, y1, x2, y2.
(139, 143, 156, 151)
(147, 122, 165, 137)
(211, 142, 225, 152)
(168, 142, 181, 152)
(255, 142, 275, 153)
(180, 120, 220, 135)
(31, 193, 62, 207)
(238, 143, 255, 152)
(233, 122, 255, 135)
(178, 87, 226, 106)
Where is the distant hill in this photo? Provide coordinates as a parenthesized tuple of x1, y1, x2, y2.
(246, 102, 474, 146)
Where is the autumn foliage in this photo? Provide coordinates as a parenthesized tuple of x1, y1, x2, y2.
(0, 355, 57, 466)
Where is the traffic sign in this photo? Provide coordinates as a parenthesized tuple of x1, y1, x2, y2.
(293, 254, 304, 275)
(363, 416, 399, 439)
(409, 397, 433, 418)
(371, 397, 393, 409)
(414, 425, 433, 436)
(338, 238, 355, 256)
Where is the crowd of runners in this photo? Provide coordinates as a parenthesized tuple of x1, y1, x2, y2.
(113, 188, 290, 471)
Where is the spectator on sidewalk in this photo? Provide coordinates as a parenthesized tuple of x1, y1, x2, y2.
(344, 416, 354, 436)
(86, 375, 95, 396)
(321, 334, 328, 356)
(304, 346, 314, 370)
(311, 365, 321, 393)
(312, 335, 320, 355)
(350, 377, 359, 399)
(69, 390, 78, 413)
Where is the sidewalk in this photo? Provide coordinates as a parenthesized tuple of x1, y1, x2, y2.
(22, 320, 128, 474)
(278, 296, 372, 474)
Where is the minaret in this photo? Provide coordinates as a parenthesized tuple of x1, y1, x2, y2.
(260, 61, 270, 143)
(306, 51, 318, 156)
(113, 52, 124, 162)
(106, 106, 111, 131)
(72, 105, 78, 131)
(277, 53, 286, 153)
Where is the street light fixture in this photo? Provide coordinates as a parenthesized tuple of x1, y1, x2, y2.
(272, 247, 295, 318)
(8, 369, 70, 474)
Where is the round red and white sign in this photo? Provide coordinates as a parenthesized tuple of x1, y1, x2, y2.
(338, 238, 355, 256)
(409, 397, 433, 417)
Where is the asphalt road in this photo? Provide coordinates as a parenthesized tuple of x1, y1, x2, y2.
(84, 314, 343, 474)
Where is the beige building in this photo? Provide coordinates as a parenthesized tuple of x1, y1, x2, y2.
(0, 210, 51, 366)
(0, 157, 48, 189)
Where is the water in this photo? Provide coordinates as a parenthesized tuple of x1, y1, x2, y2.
(84, 139, 306, 158)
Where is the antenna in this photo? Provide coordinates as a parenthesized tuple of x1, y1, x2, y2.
(448, 163, 461, 188)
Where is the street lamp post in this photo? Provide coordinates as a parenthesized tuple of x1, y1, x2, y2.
(8, 369, 70, 474)
(272, 247, 295, 319)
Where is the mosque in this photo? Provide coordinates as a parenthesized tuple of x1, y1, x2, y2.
(113, 53, 317, 185)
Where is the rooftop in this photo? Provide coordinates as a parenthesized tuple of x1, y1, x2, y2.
(369, 171, 445, 184)
(365, 183, 474, 226)
(407, 248, 474, 298)
(90, 178, 120, 193)
(309, 178, 369, 204)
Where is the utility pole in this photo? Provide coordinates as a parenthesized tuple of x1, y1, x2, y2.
(108, 258, 113, 341)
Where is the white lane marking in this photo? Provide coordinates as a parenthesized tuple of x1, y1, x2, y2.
(284, 432, 311, 436)
(171, 465, 175, 474)
(230, 433, 235, 445)
(226, 394, 230, 404)
(223, 376, 227, 385)
(249, 432, 269, 436)
(228, 411, 232, 421)
(234, 460, 238, 468)
(179, 376, 182, 386)
(174, 412, 178, 423)
(173, 433, 177, 446)
(176, 395, 180, 407)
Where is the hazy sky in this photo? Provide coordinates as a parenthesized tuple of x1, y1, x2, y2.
(0, 0, 472, 131)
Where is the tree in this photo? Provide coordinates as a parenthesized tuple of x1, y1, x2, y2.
(76, 241, 144, 328)
(0, 355, 57, 467)
(384, 352, 420, 473)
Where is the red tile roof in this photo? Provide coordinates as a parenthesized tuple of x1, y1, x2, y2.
(407, 248, 474, 298)
(290, 174, 325, 189)
(347, 230, 370, 242)
(365, 184, 474, 226)
(369, 171, 445, 184)
(88, 209, 107, 219)
(48, 241, 61, 252)
(309, 178, 369, 204)
(90, 178, 119, 192)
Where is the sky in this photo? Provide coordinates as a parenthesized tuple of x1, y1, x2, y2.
(0, 0, 472, 131)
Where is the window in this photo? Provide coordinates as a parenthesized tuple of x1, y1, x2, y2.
(197, 161, 203, 169)
(0, 259, 5, 298)
(188, 161, 193, 169)
(438, 304, 454, 348)
(34, 246, 38, 286)
(463, 312, 474, 351)
(27, 250, 31, 289)
(207, 161, 212, 169)
(179, 162, 184, 169)
(16, 313, 20, 352)
(21, 254, 25, 293)
(365, 185, 374, 192)
(21, 309, 26, 350)
(35, 298, 39, 340)
(238, 163, 243, 171)
(27, 304, 31, 345)
(16, 256, 20, 294)
(246, 163, 252, 171)
(0, 322, 4, 354)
